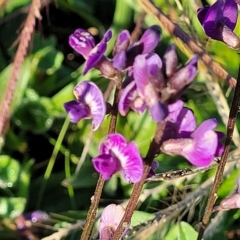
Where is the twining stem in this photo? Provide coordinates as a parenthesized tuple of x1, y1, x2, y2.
(0, 0, 41, 136)
(197, 61, 240, 240)
(112, 122, 166, 239)
(80, 85, 121, 240)
(137, 0, 237, 87)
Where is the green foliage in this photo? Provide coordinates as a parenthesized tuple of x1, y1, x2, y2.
(0, 0, 239, 239)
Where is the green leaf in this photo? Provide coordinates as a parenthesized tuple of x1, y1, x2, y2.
(0, 197, 26, 218)
(164, 221, 203, 240)
(13, 89, 54, 133)
(131, 211, 155, 227)
(0, 155, 20, 189)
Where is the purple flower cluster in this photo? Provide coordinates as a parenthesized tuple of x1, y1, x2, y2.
(119, 45, 198, 122)
(63, 24, 224, 183)
(197, 0, 240, 49)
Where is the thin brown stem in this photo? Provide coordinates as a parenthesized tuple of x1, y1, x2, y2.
(137, 0, 237, 87)
(112, 122, 166, 239)
(0, 0, 42, 136)
(197, 59, 240, 240)
(80, 80, 121, 240)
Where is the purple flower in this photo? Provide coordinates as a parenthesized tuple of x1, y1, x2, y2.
(99, 204, 128, 240)
(118, 70, 147, 116)
(197, 0, 240, 49)
(113, 25, 161, 70)
(69, 29, 113, 74)
(162, 100, 197, 140)
(92, 133, 143, 183)
(133, 53, 168, 122)
(63, 81, 106, 131)
(213, 177, 240, 212)
(161, 118, 223, 167)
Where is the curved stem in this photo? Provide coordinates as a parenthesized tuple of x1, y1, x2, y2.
(112, 122, 166, 239)
(80, 82, 121, 239)
(197, 59, 240, 240)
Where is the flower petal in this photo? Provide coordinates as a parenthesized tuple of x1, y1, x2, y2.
(163, 44, 178, 78)
(99, 133, 127, 155)
(92, 154, 121, 180)
(74, 81, 106, 130)
(63, 100, 90, 123)
(149, 100, 168, 122)
(222, 0, 238, 30)
(197, 6, 210, 25)
(69, 29, 95, 58)
(113, 51, 127, 70)
(169, 55, 198, 91)
(202, 0, 224, 40)
(139, 25, 161, 54)
(118, 80, 146, 116)
(99, 204, 126, 239)
(83, 42, 107, 75)
(83, 30, 112, 74)
(120, 142, 144, 183)
(113, 30, 131, 56)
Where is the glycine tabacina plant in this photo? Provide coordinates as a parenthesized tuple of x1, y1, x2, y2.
(63, 0, 240, 237)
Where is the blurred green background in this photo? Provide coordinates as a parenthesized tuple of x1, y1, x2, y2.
(0, 0, 240, 239)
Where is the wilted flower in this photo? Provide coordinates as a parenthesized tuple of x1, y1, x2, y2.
(92, 133, 143, 183)
(69, 29, 116, 76)
(63, 81, 106, 131)
(161, 118, 224, 167)
(197, 0, 240, 49)
(113, 25, 161, 70)
(99, 204, 128, 240)
(213, 177, 240, 212)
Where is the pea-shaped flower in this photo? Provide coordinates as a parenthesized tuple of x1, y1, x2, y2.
(92, 133, 143, 183)
(69, 29, 114, 75)
(99, 204, 128, 240)
(197, 0, 240, 49)
(161, 118, 224, 167)
(63, 81, 106, 131)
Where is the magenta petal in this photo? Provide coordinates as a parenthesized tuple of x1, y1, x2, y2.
(149, 101, 168, 122)
(63, 100, 90, 123)
(222, 0, 238, 30)
(191, 118, 218, 139)
(119, 80, 146, 116)
(99, 133, 127, 155)
(113, 30, 131, 56)
(74, 81, 106, 130)
(92, 154, 121, 180)
(69, 29, 95, 58)
(83, 42, 107, 74)
(169, 55, 198, 90)
(113, 51, 127, 70)
(133, 54, 149, 96)
(163, 44, 178, 78)
(103, 29, 113, 42)
(120, 142, 143, 183)
(139, 25, 161, 54)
